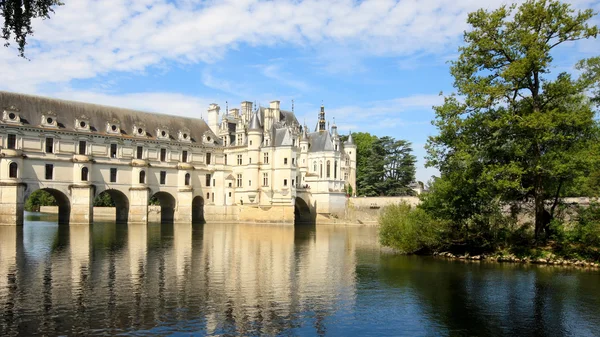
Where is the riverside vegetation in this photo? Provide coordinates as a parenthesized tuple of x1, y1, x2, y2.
(379, 0, 600, 265)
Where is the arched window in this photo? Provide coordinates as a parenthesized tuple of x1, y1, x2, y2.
(8, 162, 17, 178)
(313, 161, 317, 172)
(139, 170, 146, 184)
(326, 161, 331, 178)
(185, 173, 191, 186)
(81, 167, 89, 181)
(334, 160, 338, 179)
(320, 163, 323, 178)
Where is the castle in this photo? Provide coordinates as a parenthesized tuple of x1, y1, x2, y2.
(0, 91, 356, 225)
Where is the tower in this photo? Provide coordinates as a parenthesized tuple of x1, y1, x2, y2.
(318, 105, 326, 131)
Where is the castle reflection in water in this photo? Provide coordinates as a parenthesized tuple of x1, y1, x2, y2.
(0, 217, 378, 336)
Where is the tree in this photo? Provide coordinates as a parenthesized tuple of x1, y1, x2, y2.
(25, 189, 57, 211)
(94, 192, 116, 207)
(353, 132, 379, 196)
(426, 0, 599, 240)
(2, 0, 62, 57)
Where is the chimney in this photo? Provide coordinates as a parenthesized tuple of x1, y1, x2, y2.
(269, 100, 280, 110)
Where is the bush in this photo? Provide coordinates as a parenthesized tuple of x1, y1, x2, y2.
(379, 202, 446, 253)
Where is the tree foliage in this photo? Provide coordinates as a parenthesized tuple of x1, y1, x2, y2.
(94, 192, 116, 207)
(1, 0, 62, 57)
(24, 189, 57, 211)
(354, 132, 417, 196)
(426, 0, 599, 240)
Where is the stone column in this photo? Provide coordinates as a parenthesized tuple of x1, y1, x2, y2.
(69, 185, 94, 225)
(128, 187, 149, 224)
(175, 188, 193, 223)
(0, 182, 25, 226)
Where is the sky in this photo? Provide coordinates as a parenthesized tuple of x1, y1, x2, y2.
(1, 0, 599, 183)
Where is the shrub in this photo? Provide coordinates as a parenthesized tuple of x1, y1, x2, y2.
(379, 202, 446, 253)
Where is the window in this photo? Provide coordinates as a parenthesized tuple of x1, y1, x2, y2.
(320, 163, 323, 178)
(263, 173, 269, 186)
(79, 140, 86, 155)
(207, 192, 210, 200)
(292, 178, 295, 187)
(229, 192, 232, 197)
(160, 148, 166, 162)
(8, 162, 17, 178)
(265, 139, 269, 146)
(185, 173, 191, 186)
(284, 158, 288, 165)
(313, 162, 317, 172)
(292, 158, 295, 165)
(224, 154, 228, 165)
(211, 193, 214, 202)
(248, 180, 252, 186)
(205, 174, 211, 187)
(213, 179, 215, 186)
(111, 144, 118, 158)
(160, 171, 166, 185)
(263, 153, 269, 164)
(344, 172, 349, 181)
(81, 167, 89, 181)
(237, 154, 242, 165)
(45, 164, 53, 180)
(206, 152, 211, 164)
(45, 137, 53, 153)
(237, 134, 242, 145)
(228, 182, 232, 187)
(182, 150, 188, 163)
(284, 179, 288, 187)
(110, 168, 117, 182)
(236, 174, 242, 187)
(249, 140, 253, 146)
(327, 161, 331, 178)
(139, 170, 146, 184)
(334, 161, 338, 179)
(346, 157, 350, 166)
(249, 158, 252, 164)
(137, 146, 143, 159)
(7, 134, 16, 149)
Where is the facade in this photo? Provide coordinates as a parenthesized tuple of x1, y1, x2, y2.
(0, 91, 356, 225)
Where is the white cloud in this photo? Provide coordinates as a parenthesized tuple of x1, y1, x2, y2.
(44, 90, 212, 119)
(6, 0, 587, 92)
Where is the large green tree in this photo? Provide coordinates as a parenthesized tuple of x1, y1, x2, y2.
(2, 0, 62, 57)
(426, 0, 599, 240)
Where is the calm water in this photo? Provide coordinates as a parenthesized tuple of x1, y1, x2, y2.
(1, 213, 600, 336)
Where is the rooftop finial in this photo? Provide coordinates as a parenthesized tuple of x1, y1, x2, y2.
(226, 101, 228, 114)
(292, 99, 294, 113)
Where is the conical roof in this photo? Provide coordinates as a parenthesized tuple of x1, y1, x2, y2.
(345, 131, 354, 145)
(248, 111, 262, 131)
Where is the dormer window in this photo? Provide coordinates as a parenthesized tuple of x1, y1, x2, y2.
(156, 127, 170, 140)
(2, 106, 22, 124)
(75, 115, 91, 132)
(41, 111, 58, 128)
(133, 123, 146, 137)
(106, 120, 121, 134)
(178, 129, 191, 142)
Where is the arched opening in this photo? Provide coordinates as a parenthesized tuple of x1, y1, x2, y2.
(149, 191, 176, 224)
(9, 162, 18, 178)
(24, 188, 71, 224)
(139, 170, 146, 184)
(81, 167, 89, 181)
(294, 197, 314, 225)
(185, 173, 191, 186)
(192, 196, 205, 224)
(327, 160, 331, 178)
(94, 189, 129, 224)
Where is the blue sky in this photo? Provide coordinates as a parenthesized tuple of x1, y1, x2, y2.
(1, 0, 599, 182)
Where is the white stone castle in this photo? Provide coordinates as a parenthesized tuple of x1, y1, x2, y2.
(0, 91, 356, 225)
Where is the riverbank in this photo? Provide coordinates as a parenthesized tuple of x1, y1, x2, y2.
(433, 251, 600, 269)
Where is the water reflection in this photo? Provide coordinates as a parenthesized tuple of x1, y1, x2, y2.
(0, 221, 599, 336)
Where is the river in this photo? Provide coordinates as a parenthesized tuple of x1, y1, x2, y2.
(0, 213, 599, 336)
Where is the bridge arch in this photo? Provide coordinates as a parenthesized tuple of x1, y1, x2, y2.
(150, 191, 176, 224)
(94, 189, 129, 223)
(25, 188, 71, 224)
(294, 196, 314, 225)
(192, 196, 205, 224)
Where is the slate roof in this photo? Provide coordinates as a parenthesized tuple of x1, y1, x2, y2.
(0, 91, 218, 145)
(308, 131, 334, 152)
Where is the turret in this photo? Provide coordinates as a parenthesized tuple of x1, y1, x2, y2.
(318, 105, 326, 131)
(248, 111, 262, 150)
